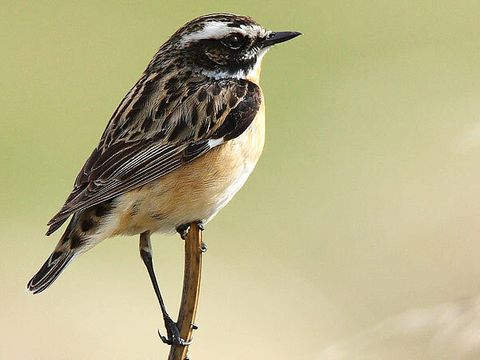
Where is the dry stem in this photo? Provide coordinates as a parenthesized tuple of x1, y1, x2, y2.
(168, 222, 203, 360)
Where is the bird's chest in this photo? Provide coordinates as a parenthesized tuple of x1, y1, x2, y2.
(181, 96, 266, 221)
(114, 96, 265, 234)
(207, 98, 266, 209)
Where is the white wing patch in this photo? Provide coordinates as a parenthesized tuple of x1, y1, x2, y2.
(207, 137, 224, 148)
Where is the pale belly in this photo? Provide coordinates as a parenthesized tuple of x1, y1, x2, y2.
(108, 99, 266, 236)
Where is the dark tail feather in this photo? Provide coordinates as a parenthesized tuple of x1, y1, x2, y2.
(27, 250, 75, 294)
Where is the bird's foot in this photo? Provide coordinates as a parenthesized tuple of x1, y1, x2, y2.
(176, 221, 204, 240)
(158, 317, 191, 346)
(176, 223, 190, 240)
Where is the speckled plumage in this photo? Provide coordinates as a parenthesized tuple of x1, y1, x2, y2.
(27, 13, 300, 298)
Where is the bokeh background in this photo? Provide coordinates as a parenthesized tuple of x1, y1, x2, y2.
(3, 1, 480, 359)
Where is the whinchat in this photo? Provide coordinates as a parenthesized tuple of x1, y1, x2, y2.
(28, 13, 300, 344)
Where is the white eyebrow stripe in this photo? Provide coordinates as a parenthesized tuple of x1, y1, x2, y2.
(240, 24, 268, 38)
(181, 21, 266, 43)
(181, 21, 244, 43)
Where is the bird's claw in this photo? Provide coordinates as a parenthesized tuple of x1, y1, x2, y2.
(158, 319, 191, 346)
(158, 328, 191, 346)
(176, 221, 205, 240)
(176, 224, 189, 240)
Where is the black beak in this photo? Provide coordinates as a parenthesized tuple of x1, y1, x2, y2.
(260, 31, 302, 48)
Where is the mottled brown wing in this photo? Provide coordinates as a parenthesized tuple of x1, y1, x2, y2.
(46, 75, 261, 235)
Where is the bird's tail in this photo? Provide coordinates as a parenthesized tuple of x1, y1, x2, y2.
(27, 249, 75, 294)
(27, 219, 78, 294)
(27, 202, 111, 294)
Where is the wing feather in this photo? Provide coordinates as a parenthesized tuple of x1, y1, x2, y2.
(46, 73, 261, 235)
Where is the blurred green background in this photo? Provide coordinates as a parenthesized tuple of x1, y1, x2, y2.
(3, 1, 480, 359)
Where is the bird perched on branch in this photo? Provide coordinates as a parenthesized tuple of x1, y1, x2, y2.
(27, 13, 300, 345)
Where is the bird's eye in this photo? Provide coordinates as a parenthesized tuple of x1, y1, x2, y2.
(222, 34, 245, 49)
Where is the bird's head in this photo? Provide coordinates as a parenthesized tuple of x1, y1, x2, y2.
(152, 13, 301, 82)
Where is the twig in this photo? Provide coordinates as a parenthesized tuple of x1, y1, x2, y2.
(168, 222, 203, 360)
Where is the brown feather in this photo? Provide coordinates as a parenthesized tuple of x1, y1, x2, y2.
(46, 74, 261, 235)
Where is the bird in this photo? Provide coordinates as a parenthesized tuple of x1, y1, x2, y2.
(27, 13, 300, 345)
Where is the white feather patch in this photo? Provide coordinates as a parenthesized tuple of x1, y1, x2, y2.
(208, 137, 224, 148)
(181, 21, 265, 43)
(182, 21, 240, 43)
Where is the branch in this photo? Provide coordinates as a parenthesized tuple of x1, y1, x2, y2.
(168, 222, 203, 360)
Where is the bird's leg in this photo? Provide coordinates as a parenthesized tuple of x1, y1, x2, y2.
(139, 231, 190, 346)
(176, 221, 207, 252)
